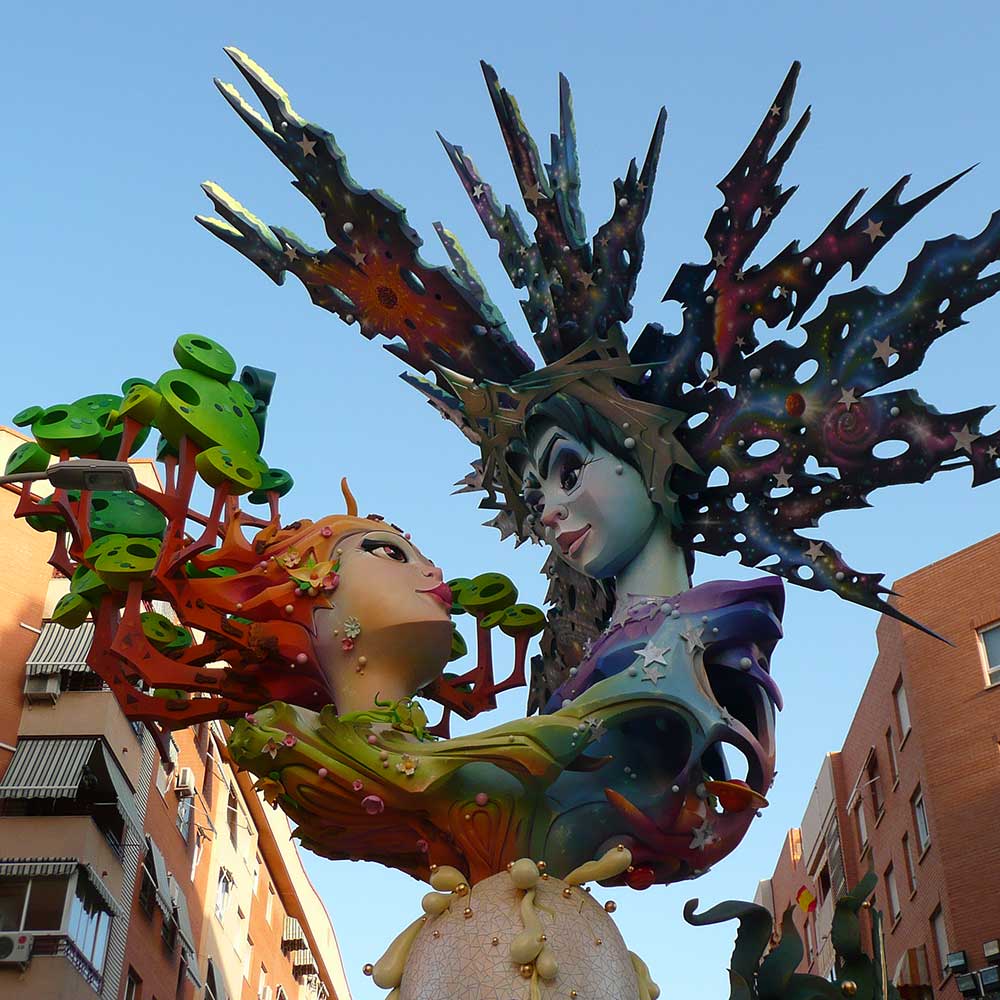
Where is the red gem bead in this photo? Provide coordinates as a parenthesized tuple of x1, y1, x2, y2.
(785, 392, 805, 417)
(626, 866, 656, 890)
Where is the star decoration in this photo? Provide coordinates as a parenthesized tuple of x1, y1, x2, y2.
(641, 662, 666, 684)
(777, 285, 789, 298)
(838, 387, 859, 411)
(872, 336, 896, 365)
(297, 135, 317, 157)
(774, 467, 792, 489)
(523, 183, 543, 206)
(761, 205, 773, 218)
(712, 251, 727, 267)
(862, 217, 885, 242)
(952, 424, 980, 455)
(472, 183, 484, 198)
(804, 540, 824, 562)
(680, 624, 706, 653)
(734, 269, 745, 282)
(585, 718, 607, 741)
(637, 642, 669, 668)
(578, 272, 595, 290)
(769, 104, 781, 117)
(933, 318, 947, 332)
(987, 445, 998, 458)
(689, 821, 718, 850)
(349, 248, 366, 267)
(283, 246, 299, 262)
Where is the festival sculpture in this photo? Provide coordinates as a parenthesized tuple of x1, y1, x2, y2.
(6, 47, 1000, 1000)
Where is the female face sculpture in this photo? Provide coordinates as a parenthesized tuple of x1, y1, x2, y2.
(310, 525, 454, 712)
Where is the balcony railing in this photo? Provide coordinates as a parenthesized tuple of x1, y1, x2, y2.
(30, 934, 103, 993)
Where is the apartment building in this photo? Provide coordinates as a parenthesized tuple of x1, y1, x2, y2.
(755, 532, 1000, 1000)
(0, 427, 352, 1000)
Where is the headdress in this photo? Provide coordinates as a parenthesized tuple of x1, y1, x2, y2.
(200, 51, 1000, 640)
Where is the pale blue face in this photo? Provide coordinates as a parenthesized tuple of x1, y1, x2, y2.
(522, 423, 659, 580)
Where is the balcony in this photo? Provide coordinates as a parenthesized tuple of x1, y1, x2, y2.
(18, 691, 142, 788)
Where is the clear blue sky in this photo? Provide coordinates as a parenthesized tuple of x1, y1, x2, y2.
(4, 2, 1000, 996)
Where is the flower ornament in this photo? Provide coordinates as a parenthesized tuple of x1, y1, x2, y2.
(253, 775, 285, 807)
(341, 637, 354, 652)
(344, 616, 362, 639)
(263, 737, 280, 759)
(282, 734, 297, 748)
(396, 754, 418, 776)
(287, 555, 338, 594)
(278, 547, 301, 569)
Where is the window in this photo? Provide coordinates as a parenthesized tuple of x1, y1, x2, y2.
(902, 833, 917, 892)
(981, 624, 1000, 686)
(138, 864, 157, 918)
(893, 678, 911, 738)
(160, 913, 177, 953)
(192, 829, 206, 879)
(885, 727, 899, 784)
(884, 865, 901, 920)
(176, 796, 192, 842)
(867, 754, 884, 816)
(258, 963, 269, 1000)
(912, 787, 931, 852)
(931, 907, 949, 974)
(0, 872, 112, 972)
(243, 937, 254, 980)
(227, 788, 240, 849)
(205, 961, 221, 1000)
(855, 802, 868, 850)
(265, 884, 275, 923)
(806, 917, 816, 960)
(818, 864, 831, 904)
(215, 868, 234, 922)
(125, 969, 142, 1000)
(155, 738, 179, 797)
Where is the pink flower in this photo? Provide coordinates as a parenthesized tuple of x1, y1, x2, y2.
(280, 548, 301, 569)
(321, 573, 339, 592)
(320, 526, 333, 538)
(244, 713, 257, 725)
(282, 734, 297, 748)
(352, 780, 364, 792)
(341, 637, 355, 652)
(362, 795, 385, 815)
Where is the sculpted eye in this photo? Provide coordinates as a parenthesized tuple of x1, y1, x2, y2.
(558, 453, 584, 492)
(361, 538, 408, 562)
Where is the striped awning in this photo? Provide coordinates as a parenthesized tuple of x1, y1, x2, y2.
(292, 947, 317, 974)
(25, 622, 95, 676)
(0, 859, 118, 915)
(0, 738, 96, 799)
(282, 915, 305, 949)
(0, 857, 77, 878)
(206, 959, 229, 1000)
(144, 836, 172, 916)
(169, 874, 196, 955)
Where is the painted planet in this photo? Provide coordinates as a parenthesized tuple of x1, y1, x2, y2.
(785, 392, 806, 417)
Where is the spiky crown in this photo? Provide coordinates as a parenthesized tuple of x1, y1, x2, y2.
(199, 50, 1000, 633)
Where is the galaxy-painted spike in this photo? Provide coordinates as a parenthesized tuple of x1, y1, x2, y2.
(547, 73, 587, 248)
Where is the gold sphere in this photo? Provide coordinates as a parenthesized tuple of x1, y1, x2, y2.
(616, 844, 625, 851)
(429, 864, 439, 872)
(362, 964, 373, 976)
(537, 860, 547, 871)
(463, 907, 473, 918)
(491, 936, 499, 946)
(604, 901, 617, 913)
(454, 882, 469, 897)
(519, 963, 534, 979)
(432, 930, 440, 939)
(841, 982, 858, 996)
(595, 938, 603, 946)
(571, 993, 579, 998)
(562, 887, 573, 898)
(542, 873, 550, 880)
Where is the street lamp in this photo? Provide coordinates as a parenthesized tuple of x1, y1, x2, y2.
(0, 459, 138, 492)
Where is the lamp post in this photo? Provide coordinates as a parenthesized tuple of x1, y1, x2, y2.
(0, 459, 138, 492)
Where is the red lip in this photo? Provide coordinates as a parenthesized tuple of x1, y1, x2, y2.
(419, 582, 453, 608)
(556, 524, 591, 556)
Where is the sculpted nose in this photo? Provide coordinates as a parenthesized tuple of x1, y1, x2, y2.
(421, 564, 443, 583)
(540, 504, 568, 529)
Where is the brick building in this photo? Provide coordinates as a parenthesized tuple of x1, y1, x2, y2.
(0, 427, 353, 1000)
(755, 532, 1000, 999)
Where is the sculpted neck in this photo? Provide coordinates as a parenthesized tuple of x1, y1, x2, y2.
(613, 516, 689, 614)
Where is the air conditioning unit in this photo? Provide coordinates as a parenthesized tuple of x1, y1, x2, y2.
(175, 767, 196, 798)
(23, 674, 60, 704)
(0, 932, 33, 964)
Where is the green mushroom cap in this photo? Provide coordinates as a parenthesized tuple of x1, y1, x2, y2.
(247, 468, 295, 505)
(173, 334, 237, 383)
(4, 441, 51, 477)
(457, 573, 518, 617)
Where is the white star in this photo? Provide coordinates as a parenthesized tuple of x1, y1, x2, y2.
(804, 540, 824, 562)
(933, 318, 947, 332)
(523, 183, 543, 206)
(297, 136, 317, 157)
(769, 104, 781, 117)
(872, 337, 896, 365)
(282, 246, 299, 262)
(862, 218, 885, 242)
(472, 183, 484, 198)
(952, 425, 980, 455)
(712, 251, 727, 267)
(642, 663, 666, 684)
(734, 270, 745, 282)
(838, 387, 859, 411)
(680, 624, 705, 653)
(637, 642, 669, 669)
(349, 248, 366, 267)
(986, 445, 998, 458)
(777, 285, 789, 298)
(690, 821, 718, 850)
(761, 206, 773, 218)
(774, 467, 792, 489)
